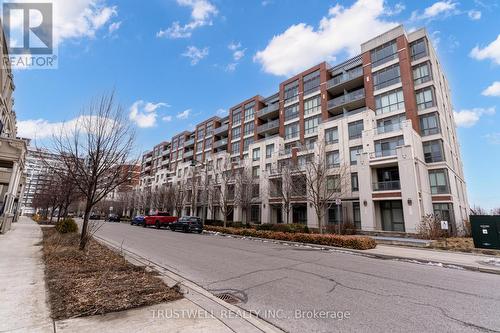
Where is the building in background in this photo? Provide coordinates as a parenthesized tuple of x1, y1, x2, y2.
(0, 20, 27, 233)
(136, 25, 469, 235)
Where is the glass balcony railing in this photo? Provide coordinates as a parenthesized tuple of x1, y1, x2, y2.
(372, 149, 397, 158)
(376, 122, 403, 135)
(213, 138, 228, 149)
(214, 124, 228, 135)
(373, 180, 401, 191)
(185, 138, 195, 146)
(328, 88, 365, 109)
(327, 67, 363, 90)
(259, 103, 279, 117)
(257, 119, 279, 133)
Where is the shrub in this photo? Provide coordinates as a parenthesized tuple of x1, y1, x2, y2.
(205, 226, 376, 250)
(256, 223, 310, 234)
(418, 214, 447, 240)
(55, 218, 78, 234)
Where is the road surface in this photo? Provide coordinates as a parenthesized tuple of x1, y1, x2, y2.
(93, 221, 500, 333)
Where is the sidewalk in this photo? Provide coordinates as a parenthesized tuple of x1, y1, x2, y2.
(0, 217, 53, 333)
(1, 217, 283, 333)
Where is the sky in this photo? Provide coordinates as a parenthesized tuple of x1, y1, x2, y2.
(7, 0, 500, 209)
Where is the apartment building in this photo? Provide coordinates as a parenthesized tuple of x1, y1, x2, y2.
(0, 20, 27, 233)
(138, 25, 469, 235)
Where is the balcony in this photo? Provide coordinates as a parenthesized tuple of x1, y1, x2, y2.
(371, 149, 397, 158)
(214, 124, 228, 135)
(327, 67, 363, 94)
(184, 150, 194, 158)
(327, 88, 365, 114)
(257, 119, 280, 135)
(373, 180, 401, 191)
(185, 138, 195, 147)
(213, 138, 228, 149)
(375, 122, 403, 135)
(258, 103, 279, 120)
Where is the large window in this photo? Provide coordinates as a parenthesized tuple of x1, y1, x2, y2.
(411, 38, 428, 61)
(325, 127, 339, 144)
(420, 112, 440, 136)
(348, 120, 364, 140)
(285, 122, 299, 140)
(304, 95, 321, 115)
(284, 81, 299, 104)
(375, 89, 404, 115)
(243, 137, 254, 151)
(433, 203, 454, 228)
(371, 41, 398, 67)
(377, 114, 405, 134)
(252, 148, 260, 161)
(244, 104, 255, 122)
(303, 70, 320, 95)
(252, 166, 260, 178)
(373, 64, 401, 90)
(353, 202, 361, 229)
(351, 173, 359, 192)
(350, 146, 363, 165)
(265, 144, 274, 158)
(375, 136, 404, 157)
(232, 108, 242, 125)
(429, 169, 450, 194)
(304, 115, 321, 135)
(413, 62, 432, 85)
(231, 126, 241, 139)
(243, 122, 254, 136)
(326, 175, 341, 193)
(284, 103, 299, 121)
(326, 150, 340, 168)
(231, 141, 240, 154)
(416, 87, 435, 110)
(423, 140, 444, 163)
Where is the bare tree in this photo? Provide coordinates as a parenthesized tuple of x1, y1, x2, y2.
(217, 154, 235, 227)
(471, 205, 488, 215)
(492, 207, 500, 216)
(274, 159, 307, 225)
(50, 92, 135, 250)
(234, 165, 254, 223)
(304, 142, 350, 234)
(172, 181, 187, 217)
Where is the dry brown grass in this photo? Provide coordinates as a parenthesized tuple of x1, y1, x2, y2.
(431, 237, 500, 256)
(41, 227, 182, 320)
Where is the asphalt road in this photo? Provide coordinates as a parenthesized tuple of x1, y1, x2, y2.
(93, 221, 500, 333)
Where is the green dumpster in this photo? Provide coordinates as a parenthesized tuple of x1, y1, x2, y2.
(470, 215, 500, 250)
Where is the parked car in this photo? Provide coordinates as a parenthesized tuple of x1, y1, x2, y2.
(89, 213, 101, 220)
(107, 214, 120, 222)
(131, 215, 145, 226)
(144, 212, 177, 229)
(169, 216, 203, 233)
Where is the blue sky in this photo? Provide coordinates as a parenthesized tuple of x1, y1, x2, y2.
(9, 0, 500, 209)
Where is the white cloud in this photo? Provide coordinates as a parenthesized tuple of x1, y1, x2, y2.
(385, 2, 405, 16)
(162, 115, 173, 122)
(216, 108, 228, 116)
(468, 10, 482, 20)
(482, 81, 500, 96)
(5, 0, 118, 47)
(108, 21, 122, 34)
(253, 0, 398, 77)
(470, 34, 500, 64)
(129, 100, 169, 128)
(182, 46, 209, 65)
(453, 107, 496, 127)
(485, 133, 500, 145)
(410, 1, 459, 21)
(224, 42, 246, 72)
(177, 109, 191, 119)
(157, 0, 218, 38)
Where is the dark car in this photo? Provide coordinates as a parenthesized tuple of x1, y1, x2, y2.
(107, 214, 120, 222)
(89, 213, 101, 220)
(170, 216, 203, 233)
(131, 215, 145, 226)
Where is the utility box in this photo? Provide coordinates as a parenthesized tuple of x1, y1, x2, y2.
(470, 215, 500, 250)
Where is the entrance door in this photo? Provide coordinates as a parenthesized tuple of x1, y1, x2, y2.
(381, 201, 405, 232)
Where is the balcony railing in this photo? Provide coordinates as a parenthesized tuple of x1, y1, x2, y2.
(213, 124, 228, 135)
(375, 122, 403, 135)
(371, 149, 397, 158)
(184, 150, 194, 158)
(257, 119, 279, 134)
(185, 138, 195, 146)
(373, 180, 401, 191)
(327, 67, 363, 90)
(259, 103, 279, 117)
(328, 88, 365, 109)
(213, 138, 228, 149)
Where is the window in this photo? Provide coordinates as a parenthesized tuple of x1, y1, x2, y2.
(353, 202, 361, 229)
(244, 122, 254, 136)
(304, 115, 321, 135)
(231, 141, 240, 154)
(413, 62, 432, 85)
(252, 148, 260, 161)
(244, 105, 255, 122)
(351, 173, 359, 192)
(232, 126, 241, 139)
(265, 163, 271, 172)
(420, 112, 440, 136)
(304, 95, 321, 115)
(303, 70, 320, 95)
(411, 38, 428, 61)
(433, 203, 454, 226)
(232, 108, 242, 125)
(305, 137, 316, 150)
(284, 81, 299, 104)
(252, 166, 260, 178)
(285, 122, 299, 140)
(348, 120, 364, 139)
(243, 137, 254, 151)
(416, 87, 435, 110)
(325, 127, 339, 144)
(371, 41, 398, 67)
(252, 185, 260, 198)
(206, 124, 213, 136)
(326, 175, 341, 193)
(284, 103, 299, 121)
(423, 140, 444, 163)
(373, 64, 401, 90)
(377, 114, 405, 134)
(265, 144, 274, 158)
(196, 143, 203, 152)
(375, 136, 404, 157)
(429, 169, 449, 194)
(350, 146, 363, 165)
(326, 150, 340, 168)
(298, 154, 313, 168)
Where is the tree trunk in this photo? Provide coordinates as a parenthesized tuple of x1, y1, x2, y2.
(79, 202, 92, 250)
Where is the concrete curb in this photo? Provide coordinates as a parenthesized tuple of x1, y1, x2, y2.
(204, 231, 500, 276)
(94, 235, 286, 333)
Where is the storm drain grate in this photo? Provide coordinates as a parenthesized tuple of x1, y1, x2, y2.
(215, 292, 241, 304)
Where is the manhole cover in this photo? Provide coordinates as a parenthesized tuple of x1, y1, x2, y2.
(215, 292, 241, 304)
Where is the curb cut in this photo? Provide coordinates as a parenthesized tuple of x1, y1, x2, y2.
(204, 231, 500, 276)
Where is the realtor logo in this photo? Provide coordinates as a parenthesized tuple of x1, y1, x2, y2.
(2, 2, 57, 69)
